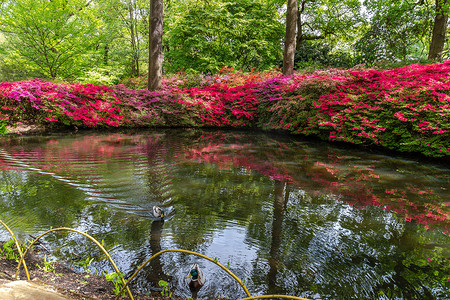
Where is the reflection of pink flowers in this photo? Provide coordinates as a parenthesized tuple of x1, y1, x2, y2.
(0, 130, 447, 236)
(186, 132, 450, 234)
(385, 189, 398, 194)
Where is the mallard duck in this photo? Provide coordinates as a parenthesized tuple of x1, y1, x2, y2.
(152, 206, 165, 219)
(186, 263, 205, 293)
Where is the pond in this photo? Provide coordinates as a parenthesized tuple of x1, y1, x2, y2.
(0, 129, 449, 299)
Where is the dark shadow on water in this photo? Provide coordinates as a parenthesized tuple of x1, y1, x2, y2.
(267, 180, 289, 296)
(148, 220, 171, 289)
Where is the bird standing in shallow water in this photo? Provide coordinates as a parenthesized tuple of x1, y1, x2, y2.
(152, 206, 165, 220)
(186, 263, 205, 297)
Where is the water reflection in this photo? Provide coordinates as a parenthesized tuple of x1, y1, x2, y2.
(0, 129, 448, 299)
(268, 180, 289, 295)
(148, 220, 170, 289)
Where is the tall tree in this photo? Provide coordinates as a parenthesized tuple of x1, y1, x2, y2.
(148, 0, 163, 90)
(428, 0, 449, 60)
(104, 0, 148, 77)
(283, 0, 298, 75)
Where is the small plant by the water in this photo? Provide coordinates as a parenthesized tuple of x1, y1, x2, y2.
(158, 279, 173, 298)
(105, 271, 125, 296)
(36, 255, 55, 273)
(0, 239, 19, 262)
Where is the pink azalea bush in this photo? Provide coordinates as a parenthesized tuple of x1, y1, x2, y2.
(0, 79, 127, 127)
(299, 63, 450, 157)
(0, 63, 449, 158)
(257, 64, 449, 157)
(256, 70, 349, 131)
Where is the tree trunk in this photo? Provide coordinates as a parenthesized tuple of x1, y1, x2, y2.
(103, 44, 109, 65)
(148, 0, 163, 90)
(282, 0, 298, 75)
(129, 0, 139, 77)
(296, 0, 307, 51)
(428, 0, 449, 61)
(268, 181, 289, 294)
(296, 11, 303, 50)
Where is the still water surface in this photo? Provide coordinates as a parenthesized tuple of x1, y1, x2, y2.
(0, 129, 449, 299)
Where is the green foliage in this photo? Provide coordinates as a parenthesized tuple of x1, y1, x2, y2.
(0, 0, 447, 80)
(158, 280, 173, 298)
(293, 42, 356, 70)
(75, 256, 95, 274)
(165, 0, 284, 73)
(0, 0, 104, 79)
(36, 255, 56, 273)
(0, 49, 37, 82)
(298, 0, 363, 42)
(105, 271, 125, 296)
(76, 67, 124, 86)
(96, 0, 150, 78)
(0, 118, 7, 134)
(0, 239, 19, 262)
(355, 0, 434, 65)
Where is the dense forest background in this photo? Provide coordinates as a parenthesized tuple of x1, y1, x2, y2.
(0, 0, 448, 84)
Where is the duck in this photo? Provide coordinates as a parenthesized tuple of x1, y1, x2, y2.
(152, 206, 165, 220)
(186, 263, 205, 293)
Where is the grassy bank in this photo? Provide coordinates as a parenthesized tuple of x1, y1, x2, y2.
(1, 63, 449, 158)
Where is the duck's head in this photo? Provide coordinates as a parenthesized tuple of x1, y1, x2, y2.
(187, 269, 199, 281)
(153, 206, 165, 219)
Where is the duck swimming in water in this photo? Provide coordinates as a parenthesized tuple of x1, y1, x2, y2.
(152, 206, 165, 220)
(186, 263, 205, 294)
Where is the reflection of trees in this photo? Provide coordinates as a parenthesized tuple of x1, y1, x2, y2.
(1, 130, 448, 233)
(147, 220, 170, 285)
(0, 129, 448, 298)
(167, 161, 273, 251)
(141, 134, 176, 208)
(268, 180, 289, 295)
(185, 131, 449, 233)
(247, 189, 450, 299)
(0, 169, 85, 237)
(370, 221, 450, 299)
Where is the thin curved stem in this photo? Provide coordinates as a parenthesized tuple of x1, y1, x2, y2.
(0, 219, 30, 280)
(18, 227, 133, 300)
(239, 295, 310, 300)
(116, 248, 252, 300)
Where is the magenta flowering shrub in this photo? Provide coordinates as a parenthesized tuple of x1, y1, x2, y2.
(109, 84, 194, 127)
(256, 73, 348, 131)
(62, 83, 127, 127)
(0, 79, 61, 123)
(0, 63, 449, 158)
(179, 82, 260, 127)
(301, 63, 450, 157)
(0, 79, 127, 127)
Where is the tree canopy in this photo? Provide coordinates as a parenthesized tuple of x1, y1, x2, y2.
(0, 0, 449, 82)
(0, 0, 103, 78)
(165, 0, 284, 73)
